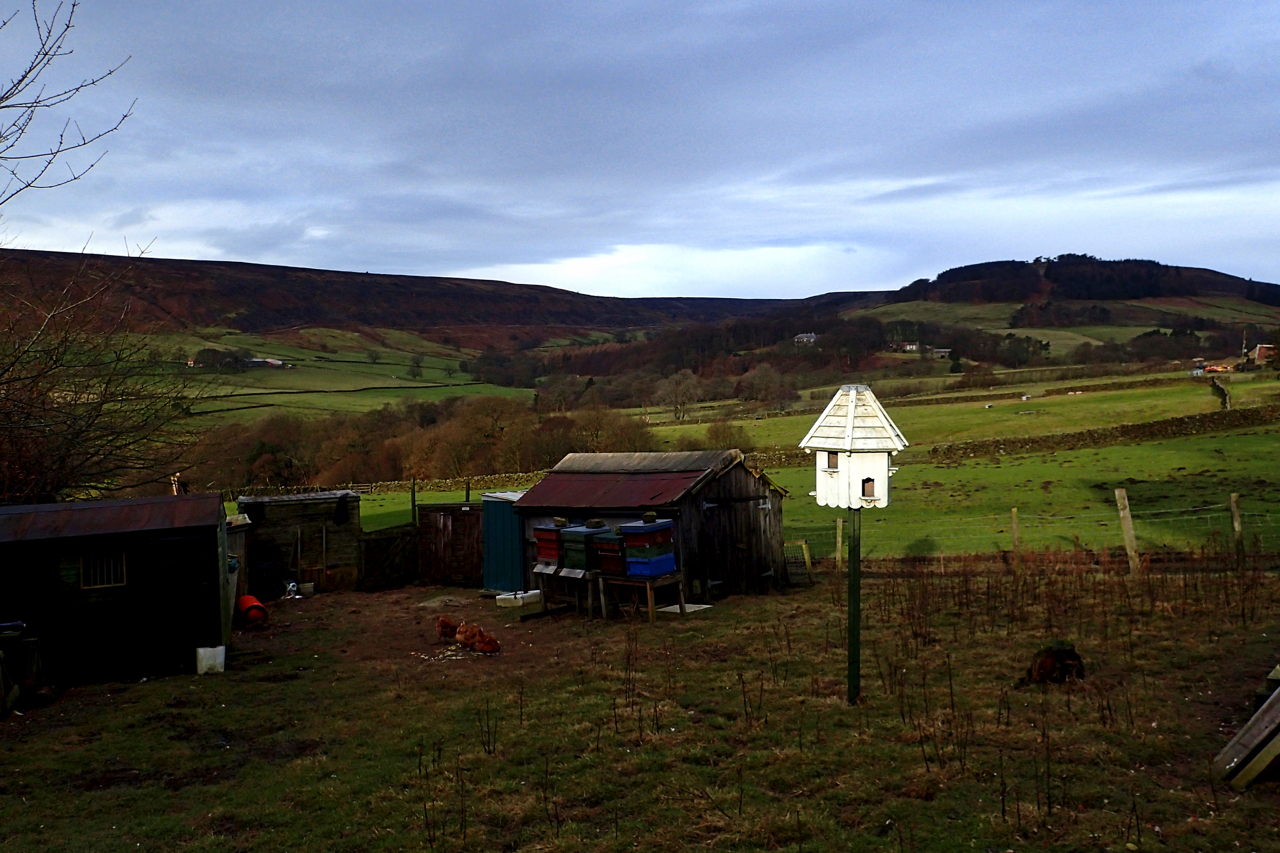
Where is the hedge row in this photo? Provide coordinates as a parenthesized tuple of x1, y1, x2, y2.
(1041, 375, 1197, 397)
(926, 403, 1280, 463)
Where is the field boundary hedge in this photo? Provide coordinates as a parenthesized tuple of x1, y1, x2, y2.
(926, 403, 1280, 462)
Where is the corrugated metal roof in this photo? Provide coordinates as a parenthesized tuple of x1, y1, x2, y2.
(799, 385, 908, 453)
(552, 450, 740, 474)
(481, 491, 527, 503)
(0, 494, 226, 543)
(237, 490, 360, 504)
(515, 471, 706, 510)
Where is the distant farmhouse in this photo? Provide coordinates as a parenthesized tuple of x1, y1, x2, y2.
(1249, 344, 1276, 365)
(793, 333, 817, 345)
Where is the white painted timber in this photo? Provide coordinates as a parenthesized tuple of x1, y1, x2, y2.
(799, 385, 907, 509)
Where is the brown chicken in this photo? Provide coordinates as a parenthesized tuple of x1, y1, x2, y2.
(472, 632, 502, 655)
(454, 620, 481, 649)
(435, 614, 458, 640)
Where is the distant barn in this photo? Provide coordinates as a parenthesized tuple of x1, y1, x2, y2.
(0, 494, 232, 683)
(514, 451, 785, 598)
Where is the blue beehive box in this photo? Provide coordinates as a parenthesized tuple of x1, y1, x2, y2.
(626, 552, 677, 578)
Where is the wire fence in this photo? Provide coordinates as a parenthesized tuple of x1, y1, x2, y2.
(786, 503, 1280, 564)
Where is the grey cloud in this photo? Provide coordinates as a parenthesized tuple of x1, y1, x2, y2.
(4, 1, 1278, 293)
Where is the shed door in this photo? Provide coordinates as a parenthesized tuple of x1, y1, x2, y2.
(419, 508, 483, 586)
(482, 501, 525, 592)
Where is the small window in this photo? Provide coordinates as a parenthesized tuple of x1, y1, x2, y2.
(81, 553, 126, 589)
(861, 477, 876, 498)
(827, 452, 839, 470)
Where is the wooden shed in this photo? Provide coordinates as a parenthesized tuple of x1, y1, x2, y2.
(0, 494, 231, 683)
(237, 491, 361, 597)
(514, 451, 785, 598)
(418, 502, 483, 586)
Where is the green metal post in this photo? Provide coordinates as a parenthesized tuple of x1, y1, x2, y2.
(847, 507, 861, 705)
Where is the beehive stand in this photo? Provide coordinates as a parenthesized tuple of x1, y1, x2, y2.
(600, 573, 687, 624)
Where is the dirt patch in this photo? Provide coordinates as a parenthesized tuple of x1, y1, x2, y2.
(254, 672, 300, 683)
(259, 738, 322, 762)
(232, 586, 594, 677)
(71, 760, 150, 791)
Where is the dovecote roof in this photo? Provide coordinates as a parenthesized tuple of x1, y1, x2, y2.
(798, 385, 908, 453)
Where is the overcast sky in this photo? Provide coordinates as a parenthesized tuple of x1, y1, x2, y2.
(2, 1, 1278, 298)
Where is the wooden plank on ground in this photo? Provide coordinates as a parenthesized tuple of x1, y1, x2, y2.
(1213, 681, 1280, 783)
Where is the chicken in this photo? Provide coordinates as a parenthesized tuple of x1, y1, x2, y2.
(455, 620, 481, 650)
(472, 631, 501, 655)
(435, 614, 458, 640)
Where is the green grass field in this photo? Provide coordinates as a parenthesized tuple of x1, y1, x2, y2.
(156, 327, 536, 422)
(383, 423, 1280, 559)
(772, 423, 1280, 559)
(652, 375, 1280, 453)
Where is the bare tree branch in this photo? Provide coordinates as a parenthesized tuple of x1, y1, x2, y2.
(0, 1, 132, 207)
(0, 254, 206, 503)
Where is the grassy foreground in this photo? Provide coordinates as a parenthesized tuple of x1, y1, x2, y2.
(3, 558, 1278, 852)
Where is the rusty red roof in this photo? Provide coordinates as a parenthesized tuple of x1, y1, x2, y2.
(0, 494, 225, 543)
(515, 471, 707, 510)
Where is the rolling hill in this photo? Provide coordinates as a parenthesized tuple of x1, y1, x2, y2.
(0, 248, 883, 335)
(892, 254, 1280, 306)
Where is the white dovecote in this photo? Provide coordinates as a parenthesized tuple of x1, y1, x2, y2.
(799, 385, 908, 509)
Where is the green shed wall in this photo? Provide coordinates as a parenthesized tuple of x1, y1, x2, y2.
(482, 499, 525, 592)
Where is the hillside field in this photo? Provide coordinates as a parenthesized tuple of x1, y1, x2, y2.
(374, 375, 1280, 560)
(154, 327, 534, 421)
(651, 373, 1279, 454)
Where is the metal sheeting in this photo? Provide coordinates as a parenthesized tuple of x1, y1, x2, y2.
(237, 490, 360, 504)
(515, 471, 706, 510)
(0, 494, 225, 543)
(551, 450, 740, 475)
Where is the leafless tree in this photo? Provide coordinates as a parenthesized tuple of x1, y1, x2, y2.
(0, 255, 201, 503)
(1, 1, 132, 207)
(657, 369, 700, 421)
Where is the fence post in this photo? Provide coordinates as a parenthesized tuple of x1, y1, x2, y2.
(1231, 493, 1244, 571)
(1114, 488, 1141, 574)
(835, 516, 843, 576)
(847, 508, 861, 705)
(411, 477, 417, 526)
(1011, 507, 1020, 565)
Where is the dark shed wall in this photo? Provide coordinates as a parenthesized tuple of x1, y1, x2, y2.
(239, 494, 361, 595)
(675, 464, 783, 596)
(0, 526, 224, 680)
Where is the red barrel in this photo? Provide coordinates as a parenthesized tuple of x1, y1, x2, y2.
(236, 595, 268, 623)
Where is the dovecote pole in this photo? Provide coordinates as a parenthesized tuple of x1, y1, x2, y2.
(799, 385, 908, 705)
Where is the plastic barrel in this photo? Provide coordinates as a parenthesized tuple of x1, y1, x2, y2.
(236, 595, 268, 623)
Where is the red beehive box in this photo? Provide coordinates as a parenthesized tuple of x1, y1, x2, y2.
(533, 526, 562, 564)
(619, 519, 673, 549)
(593, 533, 626, 575)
